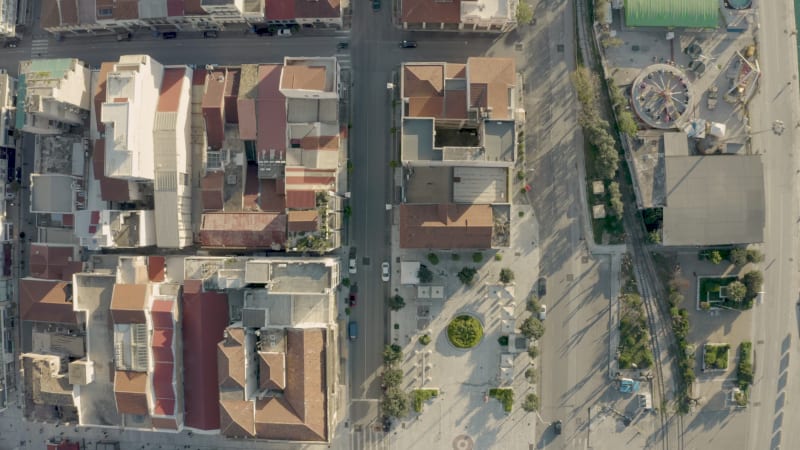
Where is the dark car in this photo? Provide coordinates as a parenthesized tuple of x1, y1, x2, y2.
(116, 32, 132, 41)
(348, 293, 357, 307)
(382, 416, 392, 432)
(400, 40, 417, 48)
(553, 420, 562, 435)
(254, 27, 274, 36)
(162, 32, 177, 39)
(537, 277, 547, 297)
(372, 0, 381, 10)
(203, 30, 218, 38)
(337, 42, 349, 50)
(3, 39, 19, 48)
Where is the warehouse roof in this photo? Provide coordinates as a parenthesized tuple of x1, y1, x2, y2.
(624, 0, 718, 29)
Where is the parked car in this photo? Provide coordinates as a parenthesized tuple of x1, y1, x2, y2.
(254, 27, 274, 36)
(116, 32, 132, 41)
(348, 293, 357, 307)
(349, 248, 357, 274)
(277, 28, 292, 37)
(382, 416, 392, 432)
(203, 30, 219, 38)
(381, 262, 390, 282)
(337, 42, 349, 50)
(553, 420, 562, 435)
(3, 39, 19, 48)
(162, 32, 177, 39)
(537, 277, 547, 297)
(372, 0, 381, 10)
(400, 40, 417, 48)
(538, 304, 547, 321)
(348, 321, 359, 340)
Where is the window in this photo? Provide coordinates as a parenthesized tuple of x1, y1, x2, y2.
(98, 7, 113, 17)
(180, 172, 189, 186)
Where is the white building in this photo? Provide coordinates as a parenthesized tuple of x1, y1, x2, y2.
(102, 55, 164, 181)
(74, 209, 156, 250)
(0, 0, 15, 39)
(19, 59, 91, 135)
(153, 66, 193, 248)
(200, 0, 265, 24)
(0, 70, 15, 148)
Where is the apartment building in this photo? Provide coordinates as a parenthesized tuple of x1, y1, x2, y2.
(400, 0, 517, 32)
(17, 58, 90, 135)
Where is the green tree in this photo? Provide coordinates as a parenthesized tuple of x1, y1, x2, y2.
(726, 281, 747, 303)
(608, 182, 623, 216)
(524, 367, 538, 383)
(527, 345, 539, 359)
(418, 265, 433, 283)
(526, 296, 541, 313)
(387, 295, 405, 311)
(522, 393, 540, 412)
(382, 388, 409, 418)
(427, 253, 439, 265)
(729, 248, 748, 267)
(709, 250, 723, 265)
(499, 268, 515, 284)
(742, 270, 764, 297)
(383, 344, 403, 365)
(647, 230, 661, 244)
(617, 110, 638, 135)
(520, 317, 545, 340)
(458, 267, 478, 285)
(516, 1, 534, 25)
(746, 249, 764, 263)
(382, 368, 403, 387)
(472, 252, 484, 263)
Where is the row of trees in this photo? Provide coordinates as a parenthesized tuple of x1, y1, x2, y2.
(381, 345, 409, 418)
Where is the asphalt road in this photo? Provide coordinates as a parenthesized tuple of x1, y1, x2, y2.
(746, 1, 800, 450)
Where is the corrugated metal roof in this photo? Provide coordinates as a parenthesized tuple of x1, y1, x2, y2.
(624, 0, 718, 28)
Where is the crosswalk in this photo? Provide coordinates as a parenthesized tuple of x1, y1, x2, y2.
(31, 39, 49, 58)
(350, 424, 393, 450)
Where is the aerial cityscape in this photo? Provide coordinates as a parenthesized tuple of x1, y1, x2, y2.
(0, 0, 796, 449)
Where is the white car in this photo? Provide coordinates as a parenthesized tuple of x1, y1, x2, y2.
(349, 257, 357, 274)
(277, 28, 292, 37)
(538, 304, 547, 321)
(381, 262, 390, 282)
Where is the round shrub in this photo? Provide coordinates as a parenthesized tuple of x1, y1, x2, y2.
(447, 315, 484, 349)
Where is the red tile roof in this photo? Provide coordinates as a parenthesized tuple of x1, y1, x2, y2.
(467, 57, 516, 120)
(258, 352, 286, 391)
(402, 0, 460, 24)
(110, 284, 148, 324)
(158, 68, 186, 113)
(259, 179, 286, 212)
(19, 279, 76, 324)
(182, 280, 229, 431)
(199, 213, 287, 249)
(46, 440, 80, 450)
(399, 203, 493, 249)
(114, 370, 149, 415)
(220, 399, 255, 438)
(218, 327, 247, 391)
(256, 65, 287, 160)
(285, 190, 316, 209)
(203, 70, 227, 150)
(200, 171, 225, 212)
(148, 256, 166, 282)
(151, 416, 179, 429)
(29, 244, 81, 281)
(287, 210, 319, 232)
(294, 0, 340, 18)
(224, 69, 240, 124)
(238, 98, 257, 140)
(265, 0, 295, 20)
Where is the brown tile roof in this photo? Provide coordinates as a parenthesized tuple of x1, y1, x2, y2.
(220, 399, 255, 438)
(467, 57, 516, 120)
(151, 417, 179, 430)
(281, 65, 328, 92)
(114, 370, 149, 415)
(287, 210, 319, 233)
(182, 280, 229, 431)
(284, 167, 336, 187)
(110, 284, 148, 324)
(217, 327, 247, 391)
(294, 0, 340, 19)
(444, 90, 468, 119)
(285, 190, 316, 209)
(203, 70, 227, 150)
(238, 98, 257, 140)
(199, 213, 287, 249)
(29, 244, 81, 281)
(93, 139, 131, 202)
(446, 63, 466, 79)
(399, 203, 493, 249)
(258, 352, 286, 391)
(166, 0, 184, 16)
(257, 65, 287, 160)
(157, 68, 186, 113)
(300, 135, 339, 151)
(259, 179, 286, 212)
(253, 328, 327, 441)
(60, 0, 79, 25)
(148, 256, 166, 282)
(19, 279, 76, 324)
(404, 65, 445, 118)
(200, 171, 225, 212)
(265, 0, 295, 20)
(402, 0, 460, 24)
(224, 69, 240, 124)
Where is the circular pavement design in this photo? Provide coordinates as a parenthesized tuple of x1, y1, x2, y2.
(453, 435, 474, 450)
(631, 64, 692, 130)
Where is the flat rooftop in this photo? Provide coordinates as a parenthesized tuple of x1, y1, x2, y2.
(402, 118, 436, 162)
(405, 166, 452, 204)
(663, 155, 764, 246)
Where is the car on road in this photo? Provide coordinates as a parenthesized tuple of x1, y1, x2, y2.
(277, 28, 292, 36)
(116, 32, 132, 41)
(348, 321, 358, 340)
(162, 32, 177, 39)
(400, 40, 417, 48)
(381, 262, 390, 282)
(254, 27, 274, 36)
(348, 293, 357, 307)
(537, 277, 547, 297)
(382, 416, 392, 432)
(553, 420, 562, 435)
(372, 0, 380, 10)
(538, 304, 547, 321)
(203, 30, 218, 38)
(349, 257, 357, 274)
(3, 39, 19, 48)
(337, 42, 349, 50)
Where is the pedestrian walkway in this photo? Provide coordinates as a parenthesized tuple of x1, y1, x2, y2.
(350, 424, 392, 450)
(31, 39, 48, 58)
